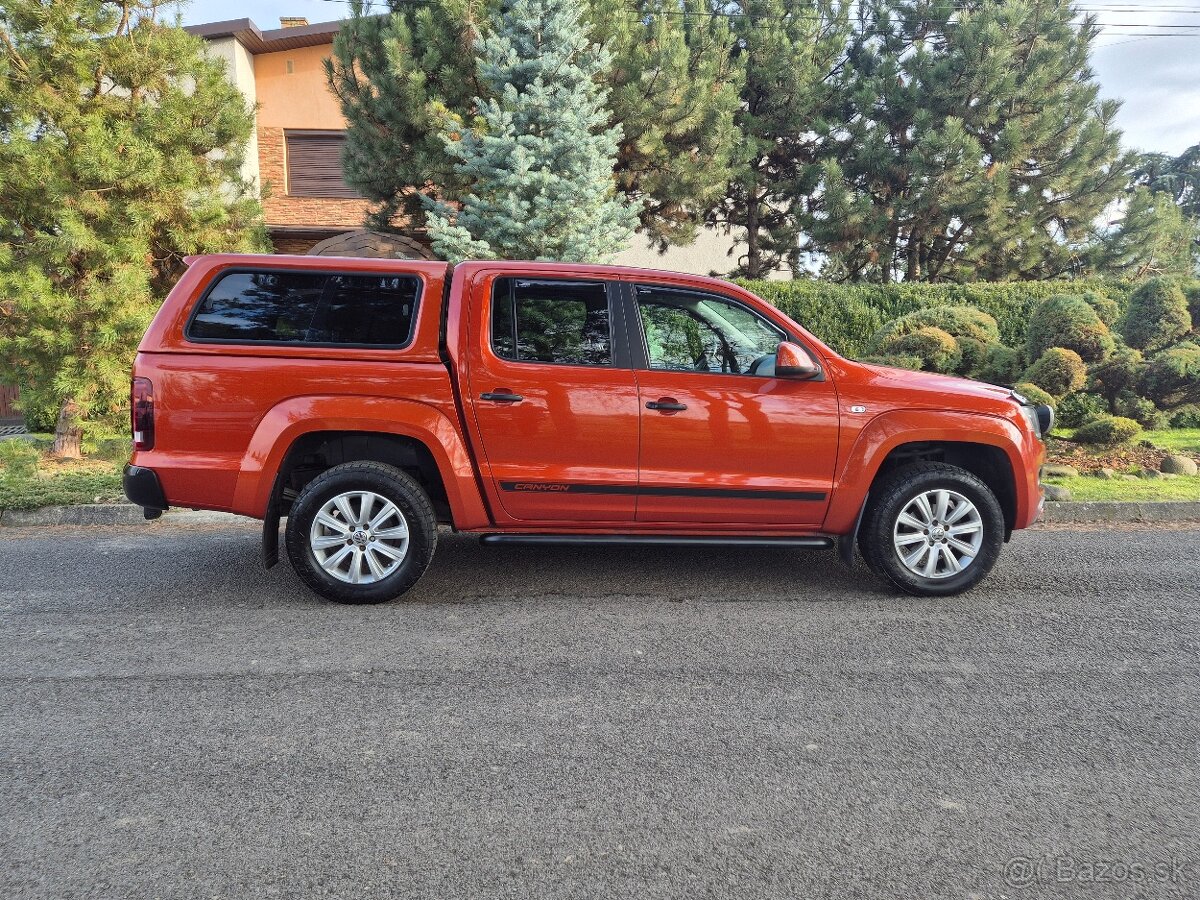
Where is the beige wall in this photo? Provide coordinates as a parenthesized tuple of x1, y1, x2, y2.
(204, 36, 260, 191)
(255, 45, 346, 130)
(611, 227, 792, 280)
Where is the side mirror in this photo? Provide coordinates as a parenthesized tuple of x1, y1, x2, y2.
(775, 341, 822, 380)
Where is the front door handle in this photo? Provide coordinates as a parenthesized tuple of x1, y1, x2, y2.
(646, 398, 687, 412)
(481, 391, 523, 403)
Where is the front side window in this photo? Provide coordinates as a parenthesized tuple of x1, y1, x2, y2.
(636, 285, 785, 375)
(188, 270, 421, 347)
(491, 278, 612, 366)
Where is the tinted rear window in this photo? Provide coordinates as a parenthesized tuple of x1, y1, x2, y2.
(187, 270, 421, 347)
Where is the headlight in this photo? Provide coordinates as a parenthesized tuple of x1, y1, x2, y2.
(1019, 403, 1041, 437)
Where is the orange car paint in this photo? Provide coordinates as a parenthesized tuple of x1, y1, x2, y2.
(128, 255, 1045, 537)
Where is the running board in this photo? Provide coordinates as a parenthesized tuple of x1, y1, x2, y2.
(479, 534, 835, 549)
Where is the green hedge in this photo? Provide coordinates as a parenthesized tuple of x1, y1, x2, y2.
(738, 278, 1155, 357)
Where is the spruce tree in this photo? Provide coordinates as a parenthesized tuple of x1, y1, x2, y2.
(709, 0, 851, 280)
(806, 0, 1128, 283)
(0, 0, 264, 456)
(328, 0, 739, 246)
(424, 0, 638, 262)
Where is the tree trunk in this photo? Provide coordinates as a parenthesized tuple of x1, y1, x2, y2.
(51, 397, 83, 459)
(745, 186, 762, 280)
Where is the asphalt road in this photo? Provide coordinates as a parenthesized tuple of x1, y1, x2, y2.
(1, 521, 1198, 900)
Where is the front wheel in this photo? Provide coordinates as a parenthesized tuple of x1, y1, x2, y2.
(859, 462, 1005, 597)
(285, 461, 437, 604)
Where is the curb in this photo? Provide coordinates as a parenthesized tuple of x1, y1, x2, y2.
(0, 505, 248, 527)
(3, 502, 1199, 527)
(1040, 501, 1200, 524)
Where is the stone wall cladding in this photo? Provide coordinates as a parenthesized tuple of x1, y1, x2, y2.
(258, 127, 372, 229)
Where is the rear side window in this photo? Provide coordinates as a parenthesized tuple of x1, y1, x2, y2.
(187, 270, 421, 347)
(490, 277, 611, 366)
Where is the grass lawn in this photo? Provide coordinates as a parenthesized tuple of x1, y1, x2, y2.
(0, 455, 125, 512)
(1045, 475, 1200, 502)
(1143, 428, 1200, 455)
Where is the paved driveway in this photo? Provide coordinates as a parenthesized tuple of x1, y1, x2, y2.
(1, 523, 1198, 899)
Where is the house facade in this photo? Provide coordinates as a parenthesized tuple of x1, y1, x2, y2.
(187, 16, 761, 275)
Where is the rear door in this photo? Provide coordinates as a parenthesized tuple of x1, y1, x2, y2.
(465, 275, 640, 523)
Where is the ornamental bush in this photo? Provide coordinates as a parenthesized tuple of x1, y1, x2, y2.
(1073, 415, 1142, 446)
(1089, 343, 1145, 407)
(857, 354, 924, 371)
(1013, 382, 1055, 409)
(1139, 341, 1200, 408)
(976, 344, 1024, 385)
(1081, 290, 1121, 327)
(1026, 294, 1115, 363)
(1119, 278, 1193, 352)
(1114, 393, 1168, 429)
(873, 326, 962, 374)
(1022, 348, 1088, 398)
(1056, 392, 1107, 429)
(1169, 404, 1200, 428)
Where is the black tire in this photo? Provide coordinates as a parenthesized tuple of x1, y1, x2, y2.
(284, 461, 437, 604)
(858, 462, 1004, 597)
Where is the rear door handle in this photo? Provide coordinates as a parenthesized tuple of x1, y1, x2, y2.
(646, 398, 687, 412)
(481, 391, 523, 403)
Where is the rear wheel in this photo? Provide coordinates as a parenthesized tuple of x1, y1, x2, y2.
(859, 462, 1004, 596)
(285, 461, 437, 604)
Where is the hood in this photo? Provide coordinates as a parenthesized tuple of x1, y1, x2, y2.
(853, 360, 1017, 407)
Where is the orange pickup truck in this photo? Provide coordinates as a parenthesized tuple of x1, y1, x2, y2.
(124, 254, 1049, 602)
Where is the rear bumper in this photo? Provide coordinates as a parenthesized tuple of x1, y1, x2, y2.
(123, 464, 168, 511)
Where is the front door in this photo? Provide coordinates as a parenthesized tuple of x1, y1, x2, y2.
(466, 276, 640, 523)
(631, 283, 840, 526)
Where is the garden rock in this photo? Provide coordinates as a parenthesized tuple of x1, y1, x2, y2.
(1161, 454, 1199, 476)
(1042, 464, 1079, 478)
(1042, 484, 1072, 501)
(1095, 468, 1116, 479)
(1141, 469, 1164, 479)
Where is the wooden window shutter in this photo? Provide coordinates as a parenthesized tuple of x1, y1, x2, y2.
(285, 131, 361, 199)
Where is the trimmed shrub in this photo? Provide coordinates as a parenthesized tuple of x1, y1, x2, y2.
(1073, 415, 1142, 446)
(1089, 343, 1145, 407)
(1027, 293, 1115, 363)
(1014, 382, 1055, 409)
(868, 306, 1000, 376)
(857, 354, 925, 371)
(976, 344, 1024, 385)
(1114, 393, 1168, 430)
(1056, 392, 1107, 429)
(876, 326, 962, 374)
(1139, 340, 1200, 408)
(1169, 404, 1200, 428)
(1022, 347, 1087, 398)
(1119, 277, 1192, 352)
(1081, 290, 1120, 327)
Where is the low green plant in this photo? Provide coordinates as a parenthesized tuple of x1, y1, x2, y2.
(1073, 415, 1143, 446)
(1056, 392, 1107, 428)
(1139, 341, 1200, 408)
(1014, 382, 1055, 409)
(1168, 405, 1200, 428)
(1026, 293, 1114, 363)
(1119, 277, 1192, 352)
(875, 326, 962, 374)
(1023, 347, 1087, 397)
(0, 440, 40, 480)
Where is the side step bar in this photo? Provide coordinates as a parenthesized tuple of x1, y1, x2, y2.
(479, 534, 835, 549)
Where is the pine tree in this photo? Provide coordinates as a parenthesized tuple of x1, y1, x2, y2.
(424, 0, 638, 262)
(328, 0, 740, 247)
(0, 0, 264, 456)
(709, 0, 851, 279)
(1088, 188, 1197, 278)
(806, 0, 1128, 283)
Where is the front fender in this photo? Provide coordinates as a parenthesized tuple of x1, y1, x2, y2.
(230, 395, 491, 528)
(823, 409, 1037, 534)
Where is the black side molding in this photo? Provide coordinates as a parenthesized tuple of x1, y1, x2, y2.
(480, 534, 835, 549)
(122, 464, 168, 512)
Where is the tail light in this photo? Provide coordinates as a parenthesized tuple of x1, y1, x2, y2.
(131, 377, 155, 451)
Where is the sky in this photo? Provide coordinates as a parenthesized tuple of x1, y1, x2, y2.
(175, 0, 1200, 156)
